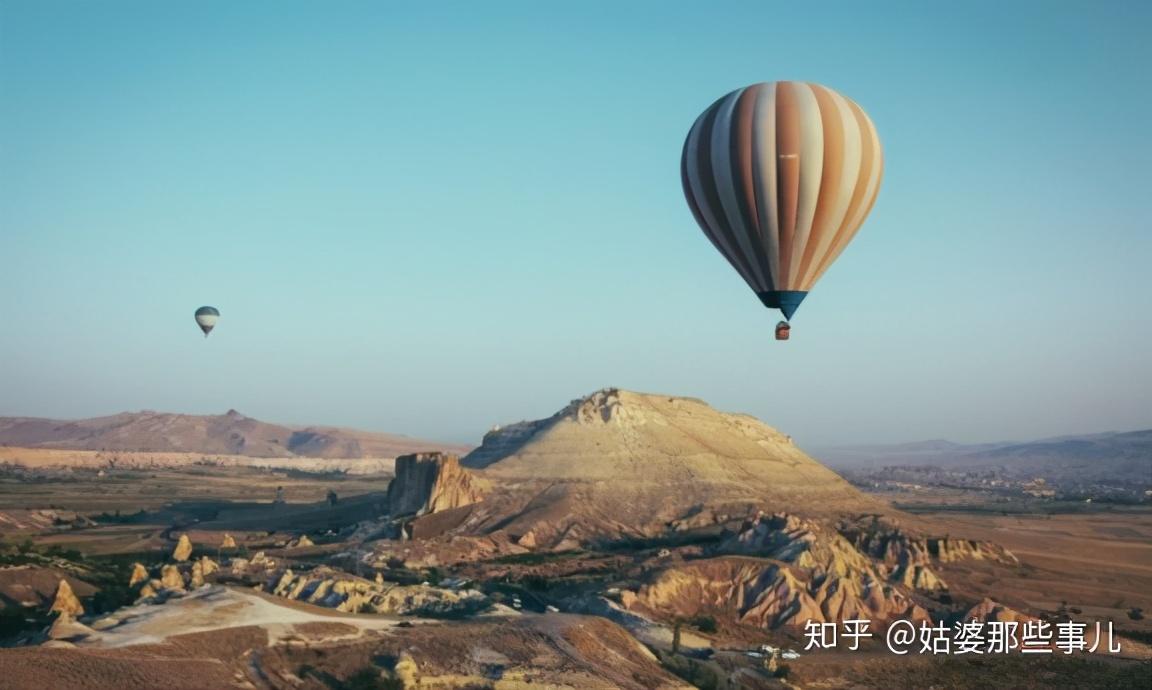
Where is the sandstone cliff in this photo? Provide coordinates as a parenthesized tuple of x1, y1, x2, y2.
(386, 452, 487, 517)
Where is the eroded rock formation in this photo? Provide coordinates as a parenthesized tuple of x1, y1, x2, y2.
(964, 597, 1035, 623)
(839, 515, 1018, 589)
(626, 556, 929, 629)
(287, 535, 314, 548)
(128, 563, 149, 588)
(160, 564, 186, 591)
(386, 452, 487, 517)
(618, 512, 1025, 630)
(268, 566, 489, 617)
(189, 557, 218, 588)
(50, 579, 84, 617)
(172, 534, 194, 562)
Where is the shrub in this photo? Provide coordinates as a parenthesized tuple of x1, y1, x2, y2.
(690, 614, 718, 633)
(343, 667, 403, 690)
(661, 655, 719, 690)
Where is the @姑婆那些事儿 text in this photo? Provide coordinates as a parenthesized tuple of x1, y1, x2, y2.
(801, 618, 1125, 655)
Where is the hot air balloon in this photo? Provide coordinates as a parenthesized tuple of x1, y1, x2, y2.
(681, 81, 883, 337)
(194, 306, 219, 338)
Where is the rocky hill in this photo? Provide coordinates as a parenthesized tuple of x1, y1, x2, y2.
(466, 388, 877, 499)
(0, 409, 469, 459)
(369, 389, 1022, 635)
(374, 389, 890, 556)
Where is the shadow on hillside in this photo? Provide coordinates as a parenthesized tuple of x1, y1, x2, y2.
(92, 492, 388, 534)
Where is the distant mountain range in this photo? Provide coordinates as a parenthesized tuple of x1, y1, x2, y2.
(810, 429, 1152, 484)
(0, 409, 470, 459)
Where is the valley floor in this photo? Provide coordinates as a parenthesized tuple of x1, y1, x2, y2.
(0, 460, 1149, 688)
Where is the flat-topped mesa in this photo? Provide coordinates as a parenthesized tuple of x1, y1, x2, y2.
(387, 452, 487, 517)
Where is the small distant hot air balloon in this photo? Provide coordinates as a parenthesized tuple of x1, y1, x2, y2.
(194, 306, 219, 338)
(681, 81, 883, 336)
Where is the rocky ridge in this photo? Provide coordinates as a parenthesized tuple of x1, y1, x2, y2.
(839, 515, 1019, 589)
(0, 409, 469, 459)
(621, 511, 1021, 629)
(119, 535, 491, 621)
(268, 566, 489, 617)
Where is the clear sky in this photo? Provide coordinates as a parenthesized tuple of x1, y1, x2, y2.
(2, 1, 1150, 447)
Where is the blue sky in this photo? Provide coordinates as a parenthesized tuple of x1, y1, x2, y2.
(2, 1, 1149, 447)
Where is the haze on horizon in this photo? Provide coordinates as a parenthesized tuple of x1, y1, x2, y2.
(2, 1, 1150, 447)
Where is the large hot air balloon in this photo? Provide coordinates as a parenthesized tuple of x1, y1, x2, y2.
(681, 81, 883, 332)
(194, 306, 219, 338)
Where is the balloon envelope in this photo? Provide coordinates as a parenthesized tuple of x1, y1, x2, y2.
(194, 306, 219, 336)
(681, 81, 883, 320)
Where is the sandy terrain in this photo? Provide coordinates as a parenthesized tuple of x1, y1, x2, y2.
(922, 510, 1152, 635)
(68, 585, 404, 647)
(3, 585, 690, 689)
